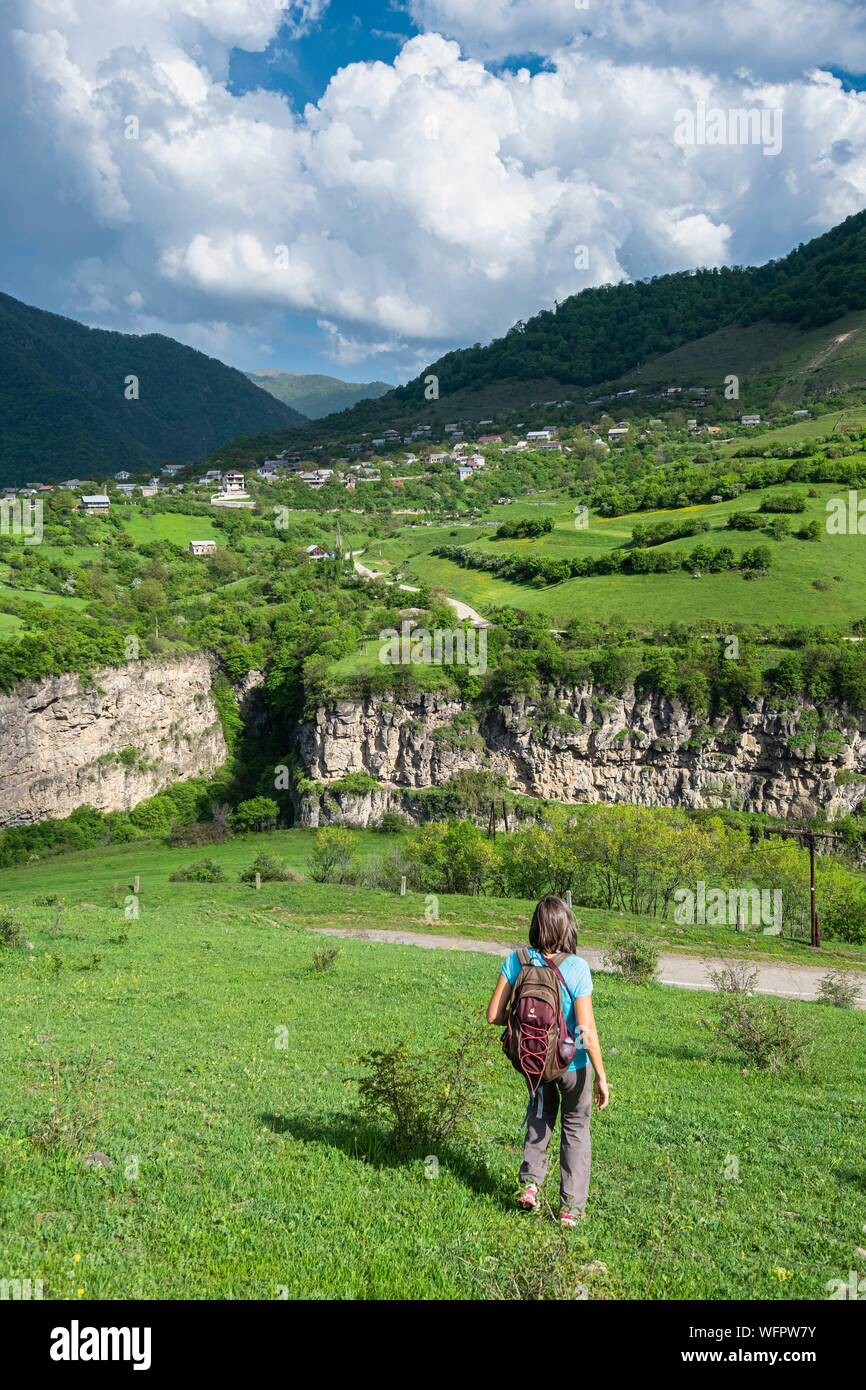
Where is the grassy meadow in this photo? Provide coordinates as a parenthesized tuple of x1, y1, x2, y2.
(1, 831, 865, 1300)
(351, 479, 866, 627)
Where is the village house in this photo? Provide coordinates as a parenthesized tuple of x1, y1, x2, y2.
(298, 469, 333, 489)
(477, 434, 502, 444)
(527, 429, 556, 441)
(114, 470, 131, 481)
(188, 540, 217, 557)
(741, 414, 762, 426)
(455, 464, 474, 482)
(80, 494, 111, 514)
(305, 543, 331, 560)
(211, 471, 254, 508)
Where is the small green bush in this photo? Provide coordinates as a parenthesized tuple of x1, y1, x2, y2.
(376, 811, 409, 834)
(714, 994, 815, 1072)
(603, 933, 659, 985)
(312, 946, 340, 972)
(0, 908, 21, 947)
(816, 970, 860, 1009)
(308, 827, 358, 884)
(707, 961, 758, 995)
(169, 858, 226, 883)
(356, 1027, 489, 1155)
(232, 797, 279, 833)
(239, 853, 300, 884)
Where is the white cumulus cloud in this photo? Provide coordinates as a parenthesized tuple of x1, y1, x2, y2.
(3, 0, 866, 377)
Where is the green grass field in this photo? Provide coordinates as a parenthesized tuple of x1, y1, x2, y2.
(369, 482, 866, 627)
(1, 843, 863, 1300)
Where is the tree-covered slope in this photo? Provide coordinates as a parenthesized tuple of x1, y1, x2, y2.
(389, 209, 866, 403)
(0, 292, 304, 485)
(246, 370, 392, 419)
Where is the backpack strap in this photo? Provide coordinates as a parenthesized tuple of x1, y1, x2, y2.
(542, 952, 573, 998)
(516, 947, 531, 968)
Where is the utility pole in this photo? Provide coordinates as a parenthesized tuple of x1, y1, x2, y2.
(758, 824, 846, 949)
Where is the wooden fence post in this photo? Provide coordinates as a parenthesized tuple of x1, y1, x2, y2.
(255, 872, 261, 891)
(133, 875, 140, 894)
(400, 875, 407, 897)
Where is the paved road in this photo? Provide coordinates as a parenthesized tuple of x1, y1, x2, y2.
(309, 927, 866, 1008)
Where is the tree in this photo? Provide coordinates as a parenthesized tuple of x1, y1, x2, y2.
(232, 797, 279, 833)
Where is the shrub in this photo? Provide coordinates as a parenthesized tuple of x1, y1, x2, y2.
(232, 797, 279, 833)
(129, 794, 177, 835)
(32, 893, 62, 907)
(714, 994, 815, 1072)
(0, 908, 21, 947)
(169, 858, 226, 883)
(239, 853, 300, 884)
(29, 1047, 113, 1151)
(359, 848, 413, 893)
(376, 811, 410, 834)
(308, 827, 358, 884)
(356, 1026, 488, 1154)
(167, 821, 224, 847)
(816, 970, 861, 1009)
(602, 933, 659, 985)
(330, 771, 380, 796)
(707, 961, 758, 995)
(312, 946, 340, 972)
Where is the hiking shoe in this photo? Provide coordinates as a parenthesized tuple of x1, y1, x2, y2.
(560, 1208, 583, 1228)
(517, 1183, 541, 1211)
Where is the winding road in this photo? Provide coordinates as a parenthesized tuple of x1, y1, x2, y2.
(352, 553, 489, 628)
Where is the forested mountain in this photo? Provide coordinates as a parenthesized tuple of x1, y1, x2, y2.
(0, 292, 304, 486)
(246, 370, 391, 419)
(389, 209, 866, 403)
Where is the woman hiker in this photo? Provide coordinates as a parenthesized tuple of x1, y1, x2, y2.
(486, 894, 609, 1226)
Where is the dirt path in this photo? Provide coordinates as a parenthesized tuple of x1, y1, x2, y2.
(352, 557, 489, 628)
(806, 329, 856, 372)
(309, 927, 866, 1008)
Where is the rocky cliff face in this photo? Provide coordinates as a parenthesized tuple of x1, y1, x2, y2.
(0, 653, 228, 826)
(297, 688, 866, 826)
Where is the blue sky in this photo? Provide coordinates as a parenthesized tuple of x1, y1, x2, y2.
(228, 1, 418, 113)
(2, 0, 866, 385)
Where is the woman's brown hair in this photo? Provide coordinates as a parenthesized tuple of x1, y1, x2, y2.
(529, 895, 577, 956)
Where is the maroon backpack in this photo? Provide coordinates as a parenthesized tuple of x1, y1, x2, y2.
(501, 948, 577, 1096)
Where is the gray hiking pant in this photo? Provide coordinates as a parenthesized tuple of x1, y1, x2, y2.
(519, 1065, 592, 1211)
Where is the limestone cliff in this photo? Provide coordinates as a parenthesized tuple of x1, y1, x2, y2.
(297, 688, 865, 826)
(0, 653, 227, 826)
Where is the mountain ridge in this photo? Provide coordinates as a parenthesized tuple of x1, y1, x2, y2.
(0, 291, 304, 486)
(246, 369, 392, 419)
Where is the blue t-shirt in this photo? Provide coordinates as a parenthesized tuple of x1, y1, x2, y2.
(501, 949, 593, 1072)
